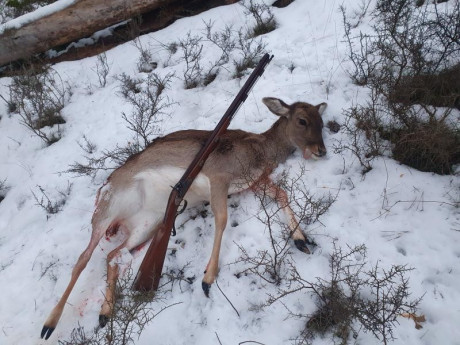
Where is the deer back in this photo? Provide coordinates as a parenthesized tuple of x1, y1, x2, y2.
(104, 97, 327, 197)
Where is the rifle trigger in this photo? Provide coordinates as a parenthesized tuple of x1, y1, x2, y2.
(178, 199, 188, 215)
(172, 200, 188, 236)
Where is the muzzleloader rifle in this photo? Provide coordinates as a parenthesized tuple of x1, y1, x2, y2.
(133, 53, 273, 292)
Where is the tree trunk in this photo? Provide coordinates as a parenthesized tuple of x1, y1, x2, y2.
(0, 0, 167, 66)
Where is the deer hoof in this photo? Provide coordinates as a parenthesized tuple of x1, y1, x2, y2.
(294, 239, 311, 254)
(99, 314, 109, 328)
(41, 325, 55, 340)
(202, 281, 211, 297)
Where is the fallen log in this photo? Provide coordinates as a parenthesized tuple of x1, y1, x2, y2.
(0, 0, 169, 66)
(47, 0, 239, 65)
(0, 0, 237, 67)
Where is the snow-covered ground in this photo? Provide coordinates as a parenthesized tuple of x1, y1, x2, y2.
(0, 1, 459, 344)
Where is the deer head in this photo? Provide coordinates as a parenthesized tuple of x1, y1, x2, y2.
(262, 97, 327, 159)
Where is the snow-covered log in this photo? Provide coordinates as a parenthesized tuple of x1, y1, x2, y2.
(0, 0, 169, 66)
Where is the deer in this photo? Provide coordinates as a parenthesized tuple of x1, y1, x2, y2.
(41, 97, 327, 340)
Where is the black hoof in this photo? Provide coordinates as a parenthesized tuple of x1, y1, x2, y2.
(99, 314, 109, 328)
(41, 326, 55, 340)
(202, 281, 211, 297)
(294, 239, 314, 254)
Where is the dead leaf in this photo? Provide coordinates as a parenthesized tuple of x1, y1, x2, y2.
(400, 313, 426, 329)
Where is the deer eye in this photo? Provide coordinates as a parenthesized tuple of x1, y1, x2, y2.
(298, 118, 308, 126)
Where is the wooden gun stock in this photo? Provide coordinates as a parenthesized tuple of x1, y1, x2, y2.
(133, 53, 273, 292)
(133, 189, 179, 291)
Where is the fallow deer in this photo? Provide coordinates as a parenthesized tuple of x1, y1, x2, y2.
(41, 97, 327, 340)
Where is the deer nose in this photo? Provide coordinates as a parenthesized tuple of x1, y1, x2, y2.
(318, 147, 327, 157)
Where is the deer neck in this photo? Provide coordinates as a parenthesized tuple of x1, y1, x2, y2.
(262, 117, 296, 165)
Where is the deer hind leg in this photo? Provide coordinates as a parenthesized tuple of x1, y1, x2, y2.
(202, 181, 229, 297)
(98, 240, 127, 328)
(41, 226, 106, 340)
(257, 177, 311, 254)
(98, 212, 161, 327)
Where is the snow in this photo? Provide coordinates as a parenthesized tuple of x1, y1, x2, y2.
(0, 0, 459, 345)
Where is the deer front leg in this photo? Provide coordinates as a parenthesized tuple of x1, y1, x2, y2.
(256, 177, 311, 254)
(202, 181, 229, 297)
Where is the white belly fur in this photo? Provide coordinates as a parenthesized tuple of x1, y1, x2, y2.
(102, 166, 211, 222)
(99, 166, 211, 248)
(134, 166, 212, 211)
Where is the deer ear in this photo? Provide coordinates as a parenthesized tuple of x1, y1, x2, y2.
(315, 102, 327, 116)
(262, 97, 290, 117)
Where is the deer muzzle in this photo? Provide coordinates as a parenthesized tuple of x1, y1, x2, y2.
(303, 146, 327, 160)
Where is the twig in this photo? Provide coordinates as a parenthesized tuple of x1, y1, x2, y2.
(215, 331, 223, 345)
(239, 341, 266, 345)
(371, 199, 458, 221)
(216, 280, 240, 317)
(39, 261, 58, 280)
(153, 301, 183, 318)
